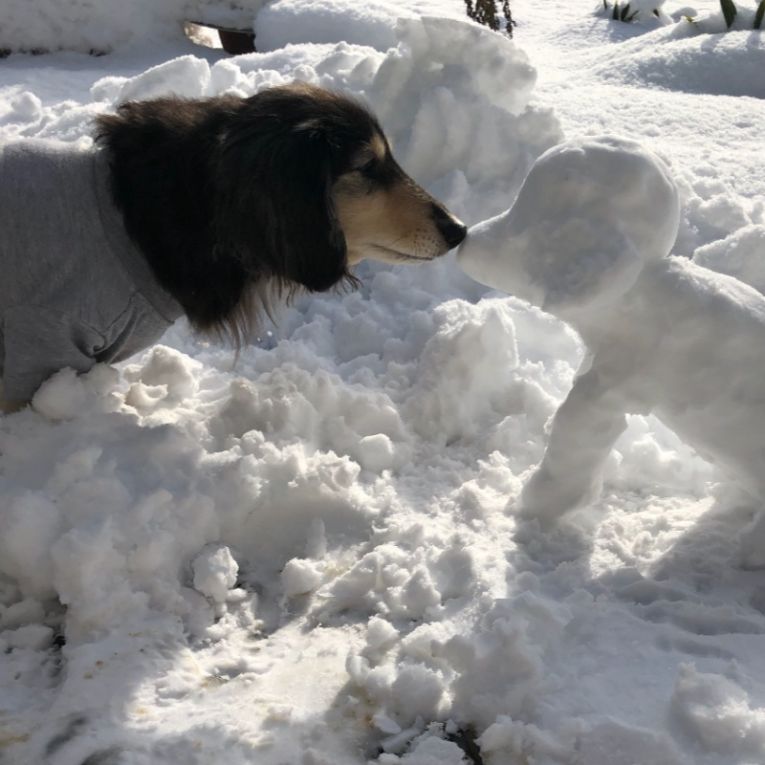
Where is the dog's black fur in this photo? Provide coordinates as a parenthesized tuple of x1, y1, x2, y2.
(95, 84, 393, 345)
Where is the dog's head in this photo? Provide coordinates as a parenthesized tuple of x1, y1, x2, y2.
(458, 136, 681, 322)
(214, 82, 466, 293)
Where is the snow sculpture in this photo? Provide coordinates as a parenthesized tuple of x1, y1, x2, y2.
(458, 136, 765, 562)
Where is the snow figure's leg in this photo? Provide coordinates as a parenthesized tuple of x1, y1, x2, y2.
(520, 368, 627, 526)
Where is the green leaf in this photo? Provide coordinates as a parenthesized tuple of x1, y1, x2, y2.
(620, 3, 631, 21)
(613, 2, 620, 20)
(720, 0, 737, 29)
(754, 0, 765, 29)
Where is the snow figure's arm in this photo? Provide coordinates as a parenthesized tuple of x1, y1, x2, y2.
(520, 367, 627, 526)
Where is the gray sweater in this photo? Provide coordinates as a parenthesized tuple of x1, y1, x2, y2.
(0, 139, 183, 401)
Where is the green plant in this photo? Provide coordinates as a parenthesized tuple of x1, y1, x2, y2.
(464, 0, 516, 37)
(720, 0, 737, 28)
(755, 0, 765, 29)
(602, 1, 643, 23)
(683, 0, 764, 30)
(718, 0, 765, 30)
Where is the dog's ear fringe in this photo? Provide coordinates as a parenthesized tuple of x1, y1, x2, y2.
(199, 272, 361, 352)
(93, 87, 368, 351)
(211, 98, 353, 300)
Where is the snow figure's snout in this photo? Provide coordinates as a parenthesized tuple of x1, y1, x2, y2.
(457, 210, 546, 306)
(458, 135, 681, 319)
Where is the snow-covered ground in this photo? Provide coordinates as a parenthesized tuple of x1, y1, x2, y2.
(2, 2, 765, 763)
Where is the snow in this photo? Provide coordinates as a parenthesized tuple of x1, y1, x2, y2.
(192, 545, 240, 603)
(256, 0, 467, 52)
(2, 1, 765, 764)
(0, 1, 269, 55)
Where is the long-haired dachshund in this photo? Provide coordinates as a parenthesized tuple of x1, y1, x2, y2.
(0, 83, 466, 410)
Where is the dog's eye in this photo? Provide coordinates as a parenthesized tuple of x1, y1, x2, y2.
(356, 158, 376, 174)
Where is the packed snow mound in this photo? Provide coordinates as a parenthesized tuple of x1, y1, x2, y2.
(693, 224, 765, 293)
(255, 0, 467, 52)
(458, 135, 681, 315)
(590, 22, 765, 99)
(0, 0, 269, 54)
(370, 18, 556, 209)
(671, 664, 765, 757)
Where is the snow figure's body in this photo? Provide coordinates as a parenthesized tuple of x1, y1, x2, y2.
(458, 136, 765, 564)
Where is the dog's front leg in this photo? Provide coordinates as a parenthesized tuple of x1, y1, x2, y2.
(520, 368, 628, 527)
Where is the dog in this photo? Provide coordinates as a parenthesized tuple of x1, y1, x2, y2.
(458, 135, 765, 564)
(0, 82, 466, 412)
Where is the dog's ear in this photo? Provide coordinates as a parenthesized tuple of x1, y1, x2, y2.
(213, 104, 349, 293)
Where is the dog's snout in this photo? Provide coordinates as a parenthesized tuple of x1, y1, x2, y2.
(431, 204, 467, 249)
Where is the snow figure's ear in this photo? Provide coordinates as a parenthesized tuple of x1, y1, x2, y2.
(458, 135, 680, 319)
(532, 217, 644, 316)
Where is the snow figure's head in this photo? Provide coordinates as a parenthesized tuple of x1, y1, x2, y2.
(458, 135, 680, 320)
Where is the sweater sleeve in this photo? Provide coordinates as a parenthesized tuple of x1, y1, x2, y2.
(1, 305, 105, 402)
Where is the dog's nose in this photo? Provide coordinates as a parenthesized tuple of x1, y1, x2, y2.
(432, 205, 468, 249)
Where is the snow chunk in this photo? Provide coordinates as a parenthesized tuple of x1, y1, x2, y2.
(671, 664, 765, 756)
(32, 365, 120, 421)
(356, 433, 395, 473)
(400, 735, 467, 764)
(390, 665, 446, 721)
(0, 494, 61, 598)
(124, 345, 201, 407)
(366, 617, 399, 653)
(694, 225, 765, 295)
(114, 56, 212, 103)
(405, 299, 522, 444)
(0, 598, 45, 630)
(192, 545, 239, 603)
(0, 92, 43, 127)
(281, 558, 324, 597)
(1, 624, 53, 651)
